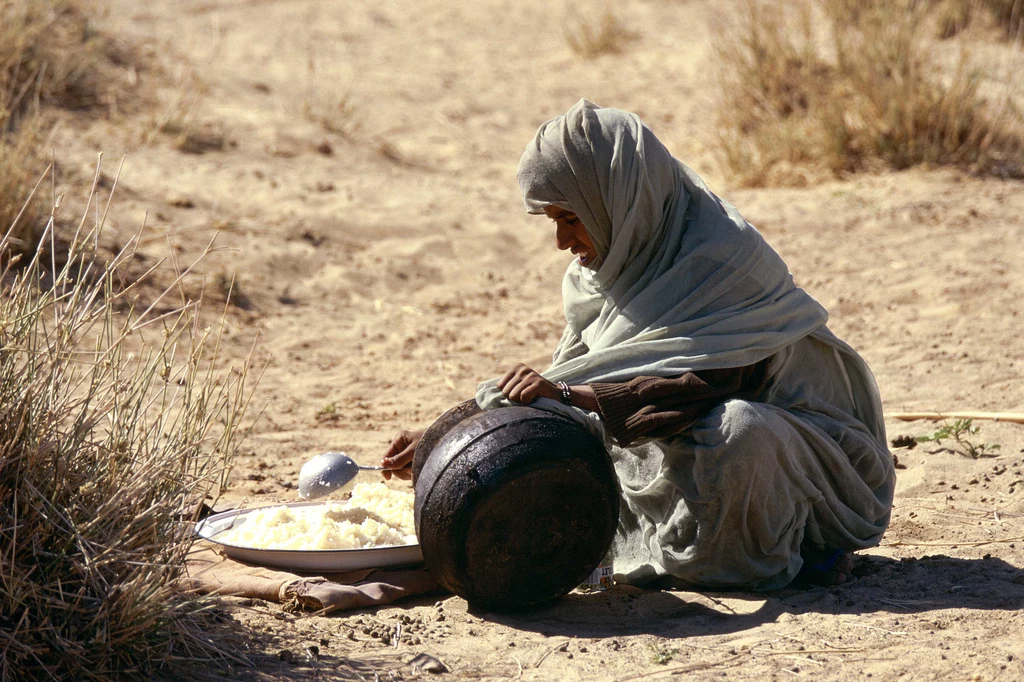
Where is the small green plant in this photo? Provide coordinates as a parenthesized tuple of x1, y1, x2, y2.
(917, 419, 1001, 458)
(315, 401, 341, 423)
(649, 643, 679, 665)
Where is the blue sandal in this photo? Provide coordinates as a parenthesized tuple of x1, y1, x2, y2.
(797, 548, 852, 585)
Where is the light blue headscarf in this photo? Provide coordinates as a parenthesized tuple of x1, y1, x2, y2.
(477, 100, 829, 410)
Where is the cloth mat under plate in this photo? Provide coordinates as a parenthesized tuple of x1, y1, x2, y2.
(183, 546, 441, 613)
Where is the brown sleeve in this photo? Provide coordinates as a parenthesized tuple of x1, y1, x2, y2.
(589, 360, 770, 446)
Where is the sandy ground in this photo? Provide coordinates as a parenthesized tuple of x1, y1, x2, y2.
(51, 0, 1024, 679)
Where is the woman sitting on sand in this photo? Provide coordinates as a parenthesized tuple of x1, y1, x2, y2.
(382, 100, 895, 589)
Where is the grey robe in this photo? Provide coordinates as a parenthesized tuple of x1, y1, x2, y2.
(611, 331, 894, 589)
(477, 100, 895, 589)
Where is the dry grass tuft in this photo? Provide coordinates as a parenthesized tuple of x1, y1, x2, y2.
(934, 0, 1024, 39)
(985, 0, 1024, 34)
(934, 0, 978, 39)
(714, 0, 1024, 186)
(301, 91, 361, 138)
(174, 126, 229, 155)
(2, 0, 138, 255)
(300, 55, 361, 138)
(566, 7, 637, 58)
(148, 71, 233, 156)
(214, 270, 254, 310)
(0, 0, 129, 122)
(0, 159, 258, 681)
(0, 121, 48, 260)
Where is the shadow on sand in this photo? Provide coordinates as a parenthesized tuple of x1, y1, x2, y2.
(478, 554, 1024, 639)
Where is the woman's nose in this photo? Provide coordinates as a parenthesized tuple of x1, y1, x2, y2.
(555, 222, 574, 250)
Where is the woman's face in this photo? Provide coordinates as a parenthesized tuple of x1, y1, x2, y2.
(543, 205, 599, 269)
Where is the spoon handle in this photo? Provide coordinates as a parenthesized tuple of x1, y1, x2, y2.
(358, 465, 386, 471)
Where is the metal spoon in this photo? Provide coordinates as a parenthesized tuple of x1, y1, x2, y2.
(297, 452, 385, 500)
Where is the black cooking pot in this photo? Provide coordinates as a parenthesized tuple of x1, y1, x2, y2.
(413, 401, 619, 611)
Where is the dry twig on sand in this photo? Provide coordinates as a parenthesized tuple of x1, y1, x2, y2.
(890, 411, 1024, 424)
(615, 653, 747, 681)
(883, 536, 1024, 548)
(534, 639, 572, 668)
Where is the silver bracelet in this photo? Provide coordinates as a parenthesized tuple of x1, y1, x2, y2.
(557, 381, 573, 405)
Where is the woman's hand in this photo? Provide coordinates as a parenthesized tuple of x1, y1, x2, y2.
(381, 430, 423, 480)
(498, 364, 560, 404)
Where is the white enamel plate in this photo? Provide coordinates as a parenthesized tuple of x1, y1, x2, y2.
(195, 501, 424, 572)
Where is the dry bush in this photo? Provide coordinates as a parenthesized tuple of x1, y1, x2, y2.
(0, 0, 128, 121)
(0, 120, 48, 260)
(934, 0, 1023, 39)
(984, 0, 1024, 33)
(299, 55, 361, 139)
(301, 90, 360, 138)
(566, 7, 636, 58)
(174, 126, 229, 155)
(934, 0, 978, 38)
(2, 0, 136, 255)
(0, 162, 258, 681)
(146, 70, 234, 155)
(714, 0, 1024, 186)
